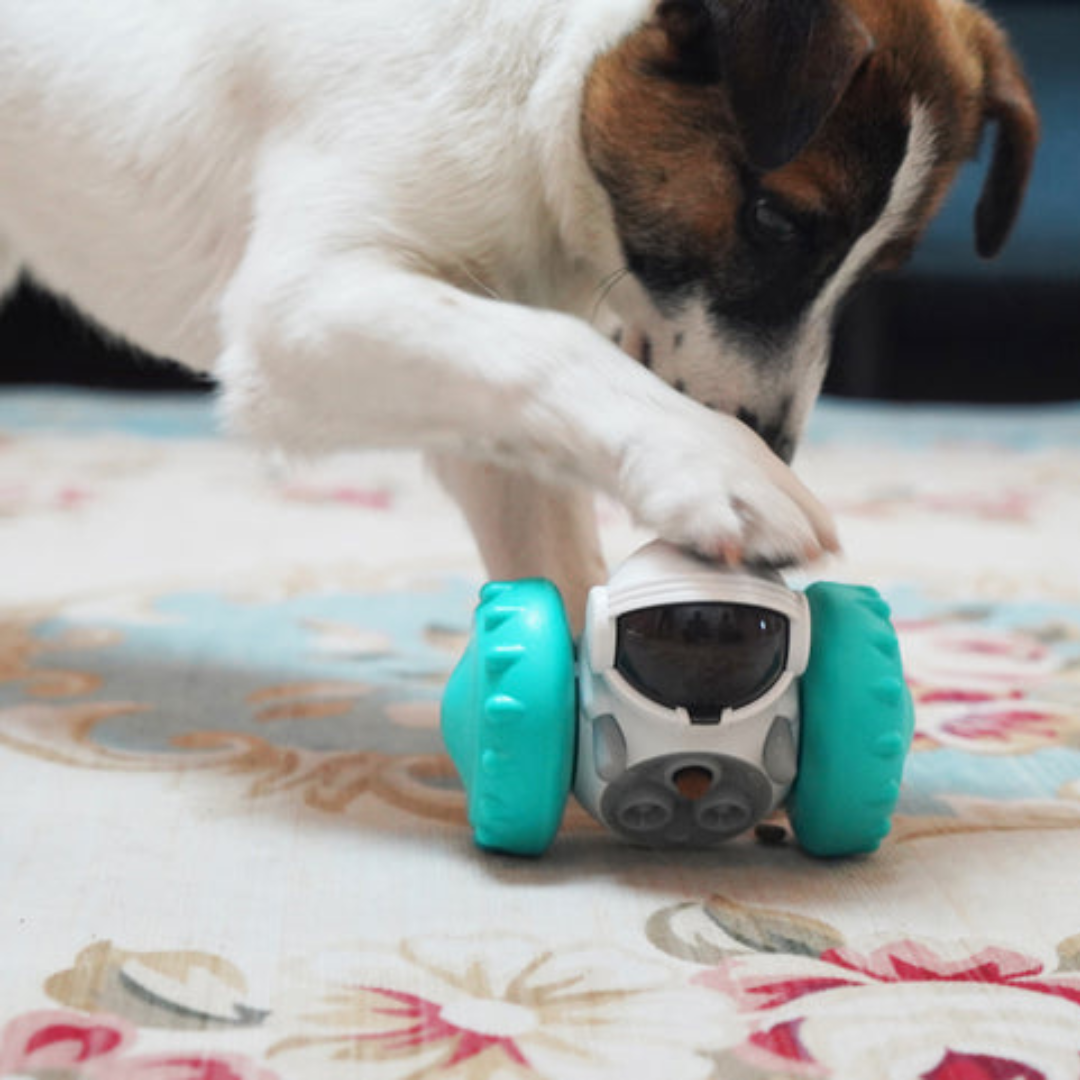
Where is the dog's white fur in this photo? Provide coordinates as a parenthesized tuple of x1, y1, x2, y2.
(2, 0, 948, 620)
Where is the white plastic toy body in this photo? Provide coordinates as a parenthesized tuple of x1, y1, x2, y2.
(576, 540, 811, 846)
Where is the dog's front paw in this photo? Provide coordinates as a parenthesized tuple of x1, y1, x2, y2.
(618, 413, 839, 566)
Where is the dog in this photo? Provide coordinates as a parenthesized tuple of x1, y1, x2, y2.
(0, 0, 1036, 623)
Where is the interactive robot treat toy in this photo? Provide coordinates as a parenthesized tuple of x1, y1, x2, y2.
(442, 540, 914, 857)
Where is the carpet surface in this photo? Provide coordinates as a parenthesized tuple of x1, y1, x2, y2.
(2, 388, 1080, 1080)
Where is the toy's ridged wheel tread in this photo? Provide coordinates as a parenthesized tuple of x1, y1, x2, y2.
(788, 583, 914, 857)
(441, 580, 575, 856)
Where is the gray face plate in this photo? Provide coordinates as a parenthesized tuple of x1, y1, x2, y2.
(598, 753, 774, 848)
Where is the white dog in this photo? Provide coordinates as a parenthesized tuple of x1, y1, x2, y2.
(0, 0, 1035, 621)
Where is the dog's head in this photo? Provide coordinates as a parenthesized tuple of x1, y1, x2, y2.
(582, 0, 1038, 460)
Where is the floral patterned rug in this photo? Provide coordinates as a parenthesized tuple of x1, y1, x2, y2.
(2, 388, 1080, 1080)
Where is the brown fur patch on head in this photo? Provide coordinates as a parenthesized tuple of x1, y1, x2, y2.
(581, 25, 741, 300)
(581, 1, 901, 332)
(841, 0, 1037, 256)
(759, 1, 969, 268)
(581, 0, 1037, 334)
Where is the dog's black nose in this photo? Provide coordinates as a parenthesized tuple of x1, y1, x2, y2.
(736, 407, 795, 463)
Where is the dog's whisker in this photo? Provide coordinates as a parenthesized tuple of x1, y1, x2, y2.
(454, 260, 502, 302)
(589, 266, 629, 326)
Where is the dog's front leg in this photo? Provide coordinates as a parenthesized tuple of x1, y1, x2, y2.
(218, 253, 837, 569)
(429, 454, 605, 632)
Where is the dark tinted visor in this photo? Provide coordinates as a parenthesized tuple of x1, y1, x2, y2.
(615, 602, 790, 721)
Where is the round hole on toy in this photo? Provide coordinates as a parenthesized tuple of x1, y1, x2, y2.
(671, 765, 714, 801)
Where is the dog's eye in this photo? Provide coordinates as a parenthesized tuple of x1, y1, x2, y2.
(746, 197, 802, 249)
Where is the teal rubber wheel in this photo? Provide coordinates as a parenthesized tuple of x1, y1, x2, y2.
(788, 582, 915, 857)
(441, 579, 576, 856)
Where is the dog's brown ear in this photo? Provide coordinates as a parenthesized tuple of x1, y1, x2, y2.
(961, 11, 1039, 258)
(652, 0, 727, 81)
(656, 0, 874, 171)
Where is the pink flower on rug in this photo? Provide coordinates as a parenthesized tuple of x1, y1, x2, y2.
(273, 935, 740, 1079)
(917, 489, 1035, 523)
(55, 485, 93, 511)
(833, 487, 1035, 524)
(920, 1050, 1045, 1080)
(0, 1010, 278, 1080)
(901, 621, 1056, 692)
(936, 702, 1074, 745)
(899, 619, 1080, 753)
(281, 482, 393, 510)
(332, 986, 533, 1069)
(696, 939, 1080, 1079)
(0, 483, 93, 516)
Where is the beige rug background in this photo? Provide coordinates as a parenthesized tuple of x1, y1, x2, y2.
(2, 389, 1079, 1080)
